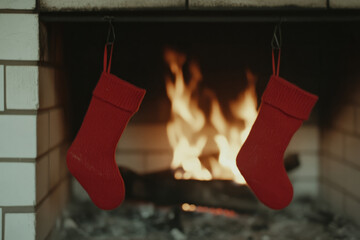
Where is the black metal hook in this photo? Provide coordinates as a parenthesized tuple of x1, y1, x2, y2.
(271, 22, 282, 50)
(104, 16, 115, 45)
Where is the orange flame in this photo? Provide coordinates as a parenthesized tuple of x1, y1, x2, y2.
(165, 48, 258, 184)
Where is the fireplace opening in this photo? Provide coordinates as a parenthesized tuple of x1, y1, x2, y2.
(42, 19, 360, 239)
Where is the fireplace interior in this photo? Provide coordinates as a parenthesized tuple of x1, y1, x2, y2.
(41, 19, 359, 239)
(1, 2, 360, 239)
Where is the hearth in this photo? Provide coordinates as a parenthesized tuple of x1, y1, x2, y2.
(1, 1, 360, 240)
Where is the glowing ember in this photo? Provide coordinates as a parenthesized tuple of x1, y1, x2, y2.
(181, 203, 237, 218)
(165, 48, 258, 184)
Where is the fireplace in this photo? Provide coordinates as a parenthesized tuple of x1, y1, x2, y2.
(1, 1, 360, 239)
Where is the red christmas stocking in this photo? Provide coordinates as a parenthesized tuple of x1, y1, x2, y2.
(236, 50, 318, 210)
(67, 44, 146, 210)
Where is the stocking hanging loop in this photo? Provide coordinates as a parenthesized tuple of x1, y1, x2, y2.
(103, 16, 115, 73)
(271, 22, 282, 76)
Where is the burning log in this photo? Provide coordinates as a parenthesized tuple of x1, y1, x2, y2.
(121, 167, 258, 212)
(120, 154, 299, 213)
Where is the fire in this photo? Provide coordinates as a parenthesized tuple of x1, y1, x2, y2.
(165, 48, 258, 184)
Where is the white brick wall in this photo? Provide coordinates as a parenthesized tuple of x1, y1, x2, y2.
(0, 0, 36, 10)
(6, 66, 39, 110)
(0, 65, 4, 111)
(4, 213, 36, 240)
(0, 115, 37, 158)
(0, 162, 35, 206)
(0, 14, 39, 61)
(0, 12, 69, 240)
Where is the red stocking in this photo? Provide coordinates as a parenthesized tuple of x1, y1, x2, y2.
(236, 50, 318, 209)
(67, 44, 146, 210)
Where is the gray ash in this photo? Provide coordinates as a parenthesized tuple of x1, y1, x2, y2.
(49, 197, 359, 240)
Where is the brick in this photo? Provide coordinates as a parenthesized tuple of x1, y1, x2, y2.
(344, 166, 360, 200)
(37, 111, 49, 157)
(328, 159, 347, 190)
(116, 152, 146, 174)
(145, 152, 172, 173)
(0, 115, 37, 158)
(319, 182, 330, 203)
(36, 179, 69, 240)
(49, 147, 61, 189)
(319, 155, 331, 181)
(39, 0, 185, 11)
(4, 213, 35, 240)
(39, 66, 58, 109)
(0, 162, 36, 206)
(58, 143, 69, 179)
(6, 66, 39, 110)
(334, 105, 355, 133)
(0, 0, 36, 10)
(0, 65, 4, 111)
(321, 129, 344, 159)
(344, 196, 360, 225)
(0, 14, 39, 61)
(289, 153, 319, 179)
(345, 135, 360, 168)
(189, 0, 326, 9)
(49, 108, 66, 148)
(292, 179, 318, 198)
(330, 0, 360, 8)
(36, 155, 49, 203)
(117, 124, 171, 151)
(287, 125, 319, 153)
(328, 185, 345, 215)
(356, 107, 360, 135)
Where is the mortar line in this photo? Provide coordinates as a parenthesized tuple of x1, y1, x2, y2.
(0, 10, 37, 14)
(0, 60, 38, 66)
(0, 206, 35, 213)
(0, 110, 37, 115)
(0, 158, 35, 163)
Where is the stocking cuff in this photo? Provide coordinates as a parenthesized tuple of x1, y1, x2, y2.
(93, 72, 146, 113)
(262, 75, 318, 120)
